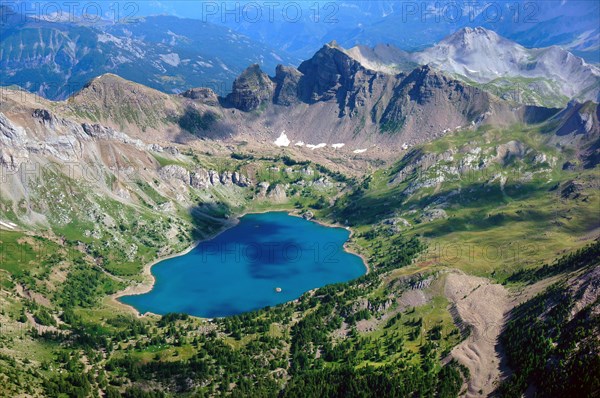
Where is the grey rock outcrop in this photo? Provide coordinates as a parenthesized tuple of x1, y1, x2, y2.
(226, 64, 275, 112)
(161, 166, 253, 189)
(158, 165, 190, 185)
(180, 88, 220, 106)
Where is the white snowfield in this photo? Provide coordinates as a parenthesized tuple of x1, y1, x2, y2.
(332, 143, 345, 149)
(353, 149, 367, 154)
(274, 131, 290, 147)
(306, 143, 327, 150)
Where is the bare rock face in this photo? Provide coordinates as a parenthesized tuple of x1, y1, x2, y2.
(32, 109, 55, 126)
(420, 208, 448, 222)
(257, 181, 270, 197)
(267, 184, 287, 202)
(232, 171, 251, 187)
(0, 112, 27, 145)
(206, 170, 219, 186)
(495, 140, 526, 164)
(560, 180, 583, 200)
(297, 41, 361, 102)
(380, 65, 491, 135)
(190, 169, 211, 189)
(226, 64, 275, 112)
(162, 166, 252, 189)
(220, 171, 233, 186)
(272, 65, 303, 106)
(180, 88, 220, 106)
(302, 211, 314, 220)
(159, 165, 190, 185)
(296, 42, 385, 117)
(551, 101, 600, 169)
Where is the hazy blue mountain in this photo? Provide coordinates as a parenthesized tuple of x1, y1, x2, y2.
(8, 1, 598, 64)
(150, 0, 600, 63)
(0, 6, 297, 99)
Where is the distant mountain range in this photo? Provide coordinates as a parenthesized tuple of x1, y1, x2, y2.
(4, 39, 596, 161)
(349, 27, 600, 107)
(2, 2, 597, 110)
(0, 6, 297, 99)
(3, 16, 599, 154)
(100, 0, 600, 64)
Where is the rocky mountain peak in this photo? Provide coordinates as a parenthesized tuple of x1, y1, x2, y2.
(445, 26, 504, 48)
(73, 73, 168, 102)
(297, 43, 371, 103)
(180, 87, 220, 106)
(272, 65, 303, 106)
(400, 64, 450, 93)
(226, 64, 275, 111)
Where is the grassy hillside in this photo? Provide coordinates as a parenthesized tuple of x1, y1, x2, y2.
(330, 124, 599, 279)
(0, 120, 598, 396)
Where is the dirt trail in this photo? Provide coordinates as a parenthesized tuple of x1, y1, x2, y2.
(444, 271, 511, 397)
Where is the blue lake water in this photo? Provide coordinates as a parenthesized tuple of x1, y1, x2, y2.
(120, 212, 366, 317)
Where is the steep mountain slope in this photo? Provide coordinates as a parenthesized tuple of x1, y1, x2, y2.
(30, 36, 587, 159)
(219, 43, 555, 150)
(342, 28, 600, 108)
(3, 43, 554, 156)
(414, 27, 600, 106)
(497, 242, 600, 397)
(475, 0, 600, 64)
(0, 7, 295, 100)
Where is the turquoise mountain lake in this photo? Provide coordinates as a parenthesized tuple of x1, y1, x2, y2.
(120, 212, 366, 317)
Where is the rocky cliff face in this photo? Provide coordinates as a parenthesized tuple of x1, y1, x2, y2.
(295, 42, 395, 118)
(223, 42, 538, 146)
(379, 65, 493, 133)
(272, 65, 303, 106)
(158, 165, 252, 189)
(226, 64, 275, 112)
(550, 101, 600, 168)
(180, 88, 220, 106)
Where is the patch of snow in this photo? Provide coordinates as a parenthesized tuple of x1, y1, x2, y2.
(97, 33, 122, 45)
(306, 143, 326, 150)
(166, 30, 188, 46)
(115, 55, 131, 64)
(197, 60, 213, 68)
(216, 58, 231, 72)
(160, 53, 181, 67)
(332, 143, 345, 149)
(0, 221, 15, 230)
(295, 141, 305, 146)
(271, 52, 283, 62)
(353, 149, 367, 154)
(274, 131, 290, 147)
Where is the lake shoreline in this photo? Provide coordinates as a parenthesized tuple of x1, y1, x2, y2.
(110, 209, 369, 318)
(286, 211, 370, 274)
